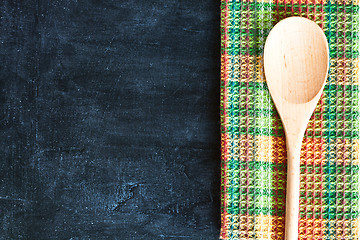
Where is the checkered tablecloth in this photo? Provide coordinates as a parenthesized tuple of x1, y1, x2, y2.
(220, 0, 360, 239)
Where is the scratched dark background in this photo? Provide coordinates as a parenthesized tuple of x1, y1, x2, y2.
(0, 0, 220, 239)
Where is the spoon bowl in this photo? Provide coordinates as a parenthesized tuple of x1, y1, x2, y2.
(264, 17, 329, 240)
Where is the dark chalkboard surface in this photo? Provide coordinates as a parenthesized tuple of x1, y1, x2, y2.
(0, 1, 220, 239)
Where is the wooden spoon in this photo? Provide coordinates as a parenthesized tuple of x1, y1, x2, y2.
(263, 17, 329, 239)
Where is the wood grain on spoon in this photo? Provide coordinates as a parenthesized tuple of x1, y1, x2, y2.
(264, 17, 329, 240)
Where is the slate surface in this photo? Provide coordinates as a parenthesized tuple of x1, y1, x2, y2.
(0, 1, 220, 239)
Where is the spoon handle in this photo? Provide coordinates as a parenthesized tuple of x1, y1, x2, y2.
(285, 133, 302, 240)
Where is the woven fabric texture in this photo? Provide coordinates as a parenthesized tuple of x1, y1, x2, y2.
(220, 0, 360, 239)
